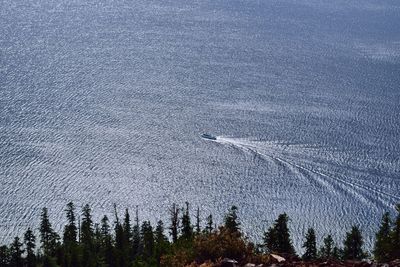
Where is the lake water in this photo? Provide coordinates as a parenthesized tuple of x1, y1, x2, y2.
(1, 0, 399, 250)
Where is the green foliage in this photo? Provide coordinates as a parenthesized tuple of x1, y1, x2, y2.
(204, 214, 213, 234)
(154, 220, 169, 266)
(24, 228, 36, 267)
(181, 202, 193, 240)
(224, 206, 240, 234)
(42, 255, 59, 267)
(40, 208, 59, 256)
(302, 228, 317, 260)
(141, 221, 155, 260)
(263, 213, 295, 255)
(319, 234, 334, 260)
(2, 201, 400, 266)
(195, 207, 201, 235)
(343, 225, 366, 260)
(123, 209, 132, 245)
(332, 246, 343, 260)
(0, 245, 10, 267)
(80, 204, 94, 248)
(9, 237, 23, 267)
(390, 204, 400, 259)
(132, 207, 142, 258)
(194, 226, 250, 263)
(374, 212, 392, 262)
(169, 203, 180, 243)
(63, 202, 77, 246)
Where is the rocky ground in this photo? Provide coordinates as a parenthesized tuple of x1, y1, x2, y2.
(185, 258, 400, 267)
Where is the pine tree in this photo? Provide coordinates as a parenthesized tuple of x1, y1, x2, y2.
(169, 203, 179, 243)
(81, 204, 94, 247)
(40, 207, 56, 255)
(302, 228, 317, 261)
(332, 246, 342, 260)
(343, 226, 366, 260)
(319, 234, 334, 260)
(155, 220, 168, 267)
(62, 203, 79, 267)
(263, 213, 295, 255)
(63, 202, 77, 245)
(132, 207, 142, 257)
(123, 208, 132, 244)
(195, 207, 201, 234)
(224, 206, 240, 234)
(0, 245, 9, 267)
(390, 204, 400, 259)
(181, 202, 193, 239)
(9, 237, 23, 267)
(155, 220, 168, 244)
(374, 212, 392, 262)
(122, 208, 133, 263)
(100, 215, 111, 238)
(93, 224, 104, 266)
(114, 205, 127, 267)
(263, 226, 278, 252)
(205, 214, 213, 234)
(81, 204, 95, 267)
(100, 215, 114, 266)
(141, 221, 154, 259)
(24, 228, 36, 267)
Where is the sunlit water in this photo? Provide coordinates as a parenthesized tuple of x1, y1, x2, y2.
(1, 0, 399, 251)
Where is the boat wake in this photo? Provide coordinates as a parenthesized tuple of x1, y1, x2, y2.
(214, 136, 400, 209)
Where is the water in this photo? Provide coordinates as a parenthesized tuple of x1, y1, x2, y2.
(1, 0, 399, 250)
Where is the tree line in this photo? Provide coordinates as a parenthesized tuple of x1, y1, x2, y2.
(0, 202, 399, 266)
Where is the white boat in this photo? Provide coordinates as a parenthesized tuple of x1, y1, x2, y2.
(201, 133, 217, 140)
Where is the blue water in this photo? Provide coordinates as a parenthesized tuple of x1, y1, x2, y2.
(1, 0, 399, 251)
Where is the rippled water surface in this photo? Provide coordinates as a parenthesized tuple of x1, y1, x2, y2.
(1, 0, 400, 249)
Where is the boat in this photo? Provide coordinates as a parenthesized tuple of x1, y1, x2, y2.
(201, 133, 217, 140)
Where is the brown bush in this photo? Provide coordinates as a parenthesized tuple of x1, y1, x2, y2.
(193, 227, 255, 264)
(160, 247, 195, 267)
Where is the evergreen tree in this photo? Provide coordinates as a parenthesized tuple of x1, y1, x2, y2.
(122, 208, 133, 263)
(100, 215, 111, 237)
(374, 212, 392, 262)
(0, 245, 9, 267)
(205, 214, 213, 234)
(81, 204, 94, 247)
(155, 220, 168, 244)
(169, 203, 179, 243)
(224, 206, 240, 234)
(390, 204, 400, 259)
(155, 220, 168, 267)
(141, 221, 154, 259)
(195, 207, 201, 234)
(81, 204, 95, 267)
(132, 207, 142, 257)
(24, 228, 36, 267)
(40, 207, 57, 255)
(9, 237, 23, 267)
(100, 215, 114, 266)
(123, 208, 132, 244)
(343, 226, 366, 260)
(63, 202, 77, 245)
(63, 202, 79, 267)
(332, 246, 343, 260)
(93, 223, 107, 267)
(42, 255, 59, 267)
(114, 205, 127, 267)
(263, 213, 295, 255)
(263, 226, 278, 252)
(181, 202, 193, 239)
(302, 228, 317, 261)
(319, 234, 334, 260)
